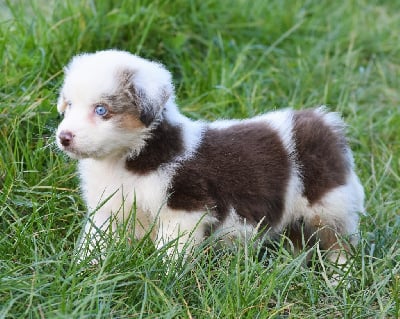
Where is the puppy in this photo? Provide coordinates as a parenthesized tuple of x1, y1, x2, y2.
(56, 50, 365, 265)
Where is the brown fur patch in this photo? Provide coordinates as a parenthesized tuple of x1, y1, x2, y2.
(115, 113, 145, 130)
(293, 110, 349, 204)
(287, 217, 344, 251)
(287, 218, 316, 250)
(316, 227, 342, 251)
(125, 121, 184, 174)
(167, 122, 290, 226)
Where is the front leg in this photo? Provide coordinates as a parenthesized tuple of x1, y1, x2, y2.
(155, 209, 214, 259)
(77, 208, 114, 263)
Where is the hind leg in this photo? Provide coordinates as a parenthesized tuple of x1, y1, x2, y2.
(155, 208, 216, 259)
(286, 213, 357, 265)
(305, 213, 358, 264)
(308, 171, 363, 257)
(303, 179, 363, 284)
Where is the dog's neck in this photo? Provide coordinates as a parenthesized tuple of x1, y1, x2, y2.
(125, 101, 197, 175)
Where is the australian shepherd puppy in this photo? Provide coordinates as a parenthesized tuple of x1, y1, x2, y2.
(56, 50, 365, 265)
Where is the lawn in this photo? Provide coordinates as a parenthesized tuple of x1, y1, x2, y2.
(0, 0, 399, 318)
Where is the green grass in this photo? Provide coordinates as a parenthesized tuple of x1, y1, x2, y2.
(1, 0, 399, 317)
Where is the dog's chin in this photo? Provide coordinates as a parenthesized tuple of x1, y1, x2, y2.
(57, 143, 96, 159)
(60, 145, 127, 160)
(61, 148, 91, 160)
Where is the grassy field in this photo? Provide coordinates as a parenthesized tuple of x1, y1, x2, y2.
(1, 0, 399, 317)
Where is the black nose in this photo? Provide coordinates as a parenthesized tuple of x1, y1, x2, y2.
(59, 131, 74, 147)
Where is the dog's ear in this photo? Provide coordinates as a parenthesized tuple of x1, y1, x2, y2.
(137, 87, 171, 127)
(121, 64, 173, 127)
(57, 67, 70, 115)
(57, 94, 68, 114)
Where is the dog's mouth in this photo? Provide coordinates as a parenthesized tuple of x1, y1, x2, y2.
(56, 138, 90, 159)
(56, 131, 93, 159)
(58, 144, 89, 159)
(57, 140, 120, 160)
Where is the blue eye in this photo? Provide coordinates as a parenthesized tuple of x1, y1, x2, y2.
(95, 105, 108, 116)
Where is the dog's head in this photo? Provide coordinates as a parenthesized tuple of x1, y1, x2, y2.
(56, 50, 173, 159)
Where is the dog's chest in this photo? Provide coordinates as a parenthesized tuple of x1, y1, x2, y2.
(78, 158, 171, 217)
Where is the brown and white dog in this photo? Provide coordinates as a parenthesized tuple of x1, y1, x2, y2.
(56, 50, 365, 264)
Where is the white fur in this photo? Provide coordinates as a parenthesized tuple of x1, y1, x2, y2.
(56, 50, 365, 264)
(216, 208, 259, 243)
